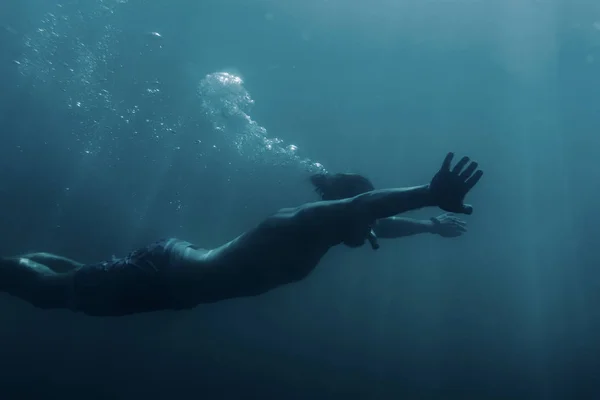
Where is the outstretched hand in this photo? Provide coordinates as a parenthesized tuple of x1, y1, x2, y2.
(429, 152, 483, 215)
(430, 213, 467, 238)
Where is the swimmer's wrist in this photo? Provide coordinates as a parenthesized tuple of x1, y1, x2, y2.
(417, 184, 436, 207)
(425, 217, 439, 233)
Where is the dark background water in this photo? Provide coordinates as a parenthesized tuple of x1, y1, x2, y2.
(1, 0, 600, 398)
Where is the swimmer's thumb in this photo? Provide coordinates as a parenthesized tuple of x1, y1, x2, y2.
(461, 204, 473, 215)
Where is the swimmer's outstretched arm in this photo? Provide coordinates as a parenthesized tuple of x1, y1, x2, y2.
(347, 185, 434, 221)
(322, 152, 482, 227)
(374, 217, 439, 238)
(296, 185, 435, 234)
(347, 153, 480, 250)
(374, 213, 467, 239)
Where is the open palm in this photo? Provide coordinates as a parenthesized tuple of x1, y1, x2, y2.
(429, 152, 483, 215)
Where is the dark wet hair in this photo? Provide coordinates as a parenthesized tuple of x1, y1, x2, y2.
(310, 173, 375, 201)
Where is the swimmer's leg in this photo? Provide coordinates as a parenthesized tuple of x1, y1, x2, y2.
(0, 256, 73, 310)
(21, 252, 83, 272)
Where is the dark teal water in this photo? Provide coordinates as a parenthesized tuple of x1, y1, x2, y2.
(1, 0, 600, 398)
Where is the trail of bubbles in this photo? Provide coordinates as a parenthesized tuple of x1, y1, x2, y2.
(18, 2, 325, 174)
(199, 72, 327, 174)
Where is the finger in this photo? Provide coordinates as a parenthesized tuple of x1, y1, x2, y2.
(452, 219, 467, 227)
(455, 224, 467, 232)
(459, 161, 478, 180)
(461, 204, 473, 215)
(465, 170, 483, 191)
(440, 152, 454, 172)
(452, 156, 470, 174)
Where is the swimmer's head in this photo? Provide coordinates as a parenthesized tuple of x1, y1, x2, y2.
(310, 172, 375, 201)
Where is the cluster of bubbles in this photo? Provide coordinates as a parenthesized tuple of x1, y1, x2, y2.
(199, 71, 326, 173)
(17, 0, 325, 174)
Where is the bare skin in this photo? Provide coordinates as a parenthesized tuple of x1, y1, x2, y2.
(0, 152, 482, 316)
(374, 213, 467, 239)
(308, 171, 467, 247)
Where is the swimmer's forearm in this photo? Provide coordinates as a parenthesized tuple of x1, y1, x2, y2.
(373, 217, 434, 239)
(350, 185, 434, 221)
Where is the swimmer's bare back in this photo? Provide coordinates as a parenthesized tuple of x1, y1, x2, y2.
(0, 152, 482, 316)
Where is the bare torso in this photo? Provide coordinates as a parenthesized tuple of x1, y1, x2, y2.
(171, 206, 341, 307)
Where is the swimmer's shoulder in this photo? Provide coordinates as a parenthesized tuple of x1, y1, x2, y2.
(256, 205, 313, 232)
(270, 200, 345, 220)
(268, 199, 352, 227)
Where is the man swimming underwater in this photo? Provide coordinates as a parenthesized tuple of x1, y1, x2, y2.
(0, 152, 482, 316)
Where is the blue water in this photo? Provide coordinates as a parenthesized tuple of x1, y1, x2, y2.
(1, 0, 600, 398)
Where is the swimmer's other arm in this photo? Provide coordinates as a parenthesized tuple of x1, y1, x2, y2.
(374, 213, 468, 239)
